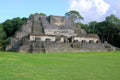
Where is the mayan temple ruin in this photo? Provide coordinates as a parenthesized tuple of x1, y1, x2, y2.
(5, 14, 116, 53)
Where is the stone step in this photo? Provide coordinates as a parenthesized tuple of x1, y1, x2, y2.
(80, 43, 107, 52)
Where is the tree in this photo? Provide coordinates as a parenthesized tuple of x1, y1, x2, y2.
(3, 17, 27, 37)
(106, 15, 120, 25)
(0, 24, 6, 49)
(0, 24, 6, 41)
(95, 21, 108, 42)
(12, 17, 24, 32)
(39, 13, 46, 16)
(87, 14, 120, 47)
(29, 13, 46, 19)
(65, 10, 84, 23)
(76, 22, 88, 31)
(105, 15, 120, 47)
(87, 21, 97, 34)
(22, 17, 28, 23)
(3, 19, 13, 37)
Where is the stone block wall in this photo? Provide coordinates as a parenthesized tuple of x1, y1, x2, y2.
(49, 16, 65, 26)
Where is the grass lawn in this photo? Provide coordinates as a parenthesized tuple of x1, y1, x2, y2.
(0, 51, 120, 80)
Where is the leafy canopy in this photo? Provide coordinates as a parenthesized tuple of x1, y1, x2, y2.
(65, 10, 84, 23)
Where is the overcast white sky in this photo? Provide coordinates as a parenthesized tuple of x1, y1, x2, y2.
(68, 0, 120, 23)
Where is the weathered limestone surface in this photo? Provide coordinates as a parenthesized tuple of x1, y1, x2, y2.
(5, 14, 116, 53)
(5, 20, 32, 51)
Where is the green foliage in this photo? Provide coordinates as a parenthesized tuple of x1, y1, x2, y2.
(75, 22, 88, 31)
(22, 17, 28, 23)
(3, 19, 13, 37)
(0, 24, 6, 49)
(39, 13, 46, 16)
(87, 21, 98, 33)
(3, 17, 28, 37)
(0, 52, 120, 80)
(87, 15, 120, 47)
(65, 10, 84, 23)
(12, 17, 24, 32)
(0, 24, 6, 40)
(0, 17, 28, 50)
(29, 13, 46, 19)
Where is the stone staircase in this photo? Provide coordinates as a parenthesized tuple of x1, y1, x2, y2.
(103, 42, 116, 51)
(32, 15, 43, 34)
(43, 42, 80, 53)
(80, 43, 107, 52)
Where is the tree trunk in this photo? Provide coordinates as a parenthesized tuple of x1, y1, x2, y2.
(107, 32, 110, 42)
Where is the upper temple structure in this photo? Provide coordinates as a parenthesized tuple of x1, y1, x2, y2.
(5, 14, 116, 53)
